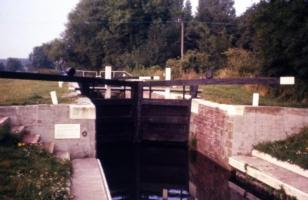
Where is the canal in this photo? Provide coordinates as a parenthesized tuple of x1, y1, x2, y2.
(99, 143, 266, 200)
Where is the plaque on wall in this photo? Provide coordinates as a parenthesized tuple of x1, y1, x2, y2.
(55, 124, 81, 139)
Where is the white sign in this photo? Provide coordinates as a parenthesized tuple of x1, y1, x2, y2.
(55, 124, 80, 139)
(280, 77, 295, 85)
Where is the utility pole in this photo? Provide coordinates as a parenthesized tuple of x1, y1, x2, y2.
(180, 18, 184, 60)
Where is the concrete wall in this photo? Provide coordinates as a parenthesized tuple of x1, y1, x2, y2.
(190, 99, 308, 169)
(0, 98, 96, 159)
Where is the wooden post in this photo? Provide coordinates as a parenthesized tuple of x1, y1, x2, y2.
(105, 66, 112, 99)
(133, 82, 143, 143)
(149, 85, 152, 99)
(252, 93, 259, 107)
(50, 91, 58, 105)
(162, 189, 168, 200)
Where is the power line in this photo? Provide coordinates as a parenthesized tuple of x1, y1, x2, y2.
(0, 20, 237, 26)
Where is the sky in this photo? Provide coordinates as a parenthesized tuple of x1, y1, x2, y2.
(0, 0, 260, 59)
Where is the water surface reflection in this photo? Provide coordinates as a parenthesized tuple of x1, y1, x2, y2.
(99, 143, 262, 200)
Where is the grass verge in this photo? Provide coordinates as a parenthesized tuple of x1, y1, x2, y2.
(0, 79, 72, 105)
(255, 128, 308, 169)
(0, 135, 72, 200)
(200, 85, 308, 107)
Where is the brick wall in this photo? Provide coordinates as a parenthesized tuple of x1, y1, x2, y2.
(189, 99, 308, 169)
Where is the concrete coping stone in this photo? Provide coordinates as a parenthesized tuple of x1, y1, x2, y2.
(191, 99, 245, 116)
(252, 150, 308, 179)
(191, 98, 308, 116)
(229, 156, 308, 200)
(72, 158, 111, 200)
(0, 117, 9, 126)
(97, 159, 112, 200)
(69, 97, 96, 120)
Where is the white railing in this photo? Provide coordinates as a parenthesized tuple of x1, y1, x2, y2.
(75, 70, 133, 79)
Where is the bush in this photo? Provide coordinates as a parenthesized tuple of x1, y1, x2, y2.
(217, 48, 260, 78)
(0, 123, 10, 141)
(166, 50, 210, 79)
(125, 65, 164, 78)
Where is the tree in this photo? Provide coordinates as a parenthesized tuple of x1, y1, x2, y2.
(253, 0, 308, 100)
(0, 62, 5, 71)
(6, 58, 23, 72)
(235, 5, 259, 51)
(63, 0, 184, 70)
(197, 0, 235, 23)
(29, 44, 54, 68)
(183, 0, 193, 21)
(195, 0, 236, 69)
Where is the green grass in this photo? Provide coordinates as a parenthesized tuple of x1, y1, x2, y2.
(255, 128, 308, 169)
(0, 79, 72, 105)
(200, 85, 308, 107)
(0, 134, 72, 200)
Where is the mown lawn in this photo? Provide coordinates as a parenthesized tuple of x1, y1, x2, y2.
(255, 128, 308, 169)
(0, 135, 72, 200)
(200, 85, 308, 107)
(0, 79, 72, 105)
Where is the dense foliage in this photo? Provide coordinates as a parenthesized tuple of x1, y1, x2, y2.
(0, 62, 5, 71)
(29, 0, 308, 101)
(6, 58, 24, 72)
(253, 0, 308, 100)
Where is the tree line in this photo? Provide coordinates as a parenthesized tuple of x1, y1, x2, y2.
(29, 0, 308, 100)
(0, 58, 25, 72)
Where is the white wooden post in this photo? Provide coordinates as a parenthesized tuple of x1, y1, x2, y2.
(165, 67, 171, 99)
(50, 91, 58, 105)
(105, 66, 112, 99)
(252, 93, 259, 107)
(58, 81, 63, 88)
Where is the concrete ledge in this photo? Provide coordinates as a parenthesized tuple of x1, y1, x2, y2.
(97, 159, 112, 200)
(72, 158, 111, 200)
(229, 156, 308, 200)
(252, 150, 308, 179)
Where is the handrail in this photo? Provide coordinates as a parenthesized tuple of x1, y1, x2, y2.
(141, 77, 280, 87)
(0, 71, 281, 87)
(0, 71, 137, 87)
(75, 70, 133, 78)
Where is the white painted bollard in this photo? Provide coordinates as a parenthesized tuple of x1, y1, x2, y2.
(252, 93, 259, 107)
(105, 66, 112, 99)
(50, 91, 58, 105)
(162, 189, 168, 200)
(165, 68, 171, 99)
(58, 81, 64, 88)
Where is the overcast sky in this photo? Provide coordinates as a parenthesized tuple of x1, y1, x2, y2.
(0, 0, 260, 59)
